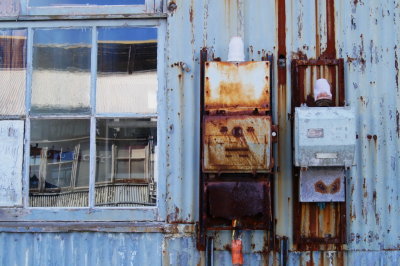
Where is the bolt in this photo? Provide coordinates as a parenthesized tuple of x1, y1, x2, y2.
(181, 62, 191, 72)
(278, 58, 286, 68)
(232, 127, 243, 137)
(168, 1, 177, 12)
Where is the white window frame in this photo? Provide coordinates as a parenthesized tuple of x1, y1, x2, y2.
(0, 19, 167, 222)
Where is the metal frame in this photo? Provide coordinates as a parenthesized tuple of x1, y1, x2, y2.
(291, 58, 346, 249)
(198, 49, 275, 250)
(0, 19, 167, 222)
(18, 0, 163, 16)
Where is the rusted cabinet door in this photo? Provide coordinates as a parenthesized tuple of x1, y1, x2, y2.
(203, 116, 271, 172)
(204, 61, 270, 113)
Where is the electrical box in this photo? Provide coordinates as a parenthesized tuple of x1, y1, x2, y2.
(198, 52, 275, 250)
(294, 107, 356, 168)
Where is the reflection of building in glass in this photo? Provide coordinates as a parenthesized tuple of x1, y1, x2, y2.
(95, 118, 157, 207)
(29, 119, 157, 208)
(0, 32, 27, 115)
(0, 35, 26, 69)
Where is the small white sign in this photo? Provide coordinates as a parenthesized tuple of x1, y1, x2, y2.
(0, 120, 24, 207)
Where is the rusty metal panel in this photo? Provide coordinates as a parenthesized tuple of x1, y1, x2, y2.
(204, 61, 270, 113)
(207, 181, 271, 221)
(300, 168, 345, 202)
(203, 115, 271, 173)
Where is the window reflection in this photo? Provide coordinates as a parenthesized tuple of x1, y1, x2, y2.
(29, 0, 144, 7)
(96, 27, 157, 113)
(29, 119, 90, 207)
(0, 29, 26, 115)
(95, 118, 157, 207)
(31, 28, 91, 114)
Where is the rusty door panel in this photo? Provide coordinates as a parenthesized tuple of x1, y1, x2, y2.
(299, 202, 343, 242)
(204, 61, 270, 113)
(203, 116, 271, 173)
(207, 181, 271, 223)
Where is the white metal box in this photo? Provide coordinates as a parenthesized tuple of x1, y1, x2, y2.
(294, 107, 356, 168)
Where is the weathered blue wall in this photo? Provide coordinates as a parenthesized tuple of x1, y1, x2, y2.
(0, 0, 400, 265)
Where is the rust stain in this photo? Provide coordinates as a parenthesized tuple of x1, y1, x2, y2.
(189, 6, 193, 23)
(397, 110, 400, 138)
(320, 0, 336, 59)
(358, 34, 367, 71)
(395, 46, 399, 91)
(314, 178, 341, 194)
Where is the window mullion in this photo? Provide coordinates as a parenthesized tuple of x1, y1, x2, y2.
(23, 27, 34, 207)
(88, 26, 98, 208)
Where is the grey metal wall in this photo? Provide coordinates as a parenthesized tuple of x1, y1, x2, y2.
(1, 0, 400, 265)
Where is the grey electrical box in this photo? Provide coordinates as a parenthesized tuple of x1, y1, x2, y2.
(294, 107, 356, 168)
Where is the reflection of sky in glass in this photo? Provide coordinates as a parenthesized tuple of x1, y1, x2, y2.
(34, 28, 91, 46)
(98, 27, 157, 43)
(29, 0, 144, 7)
(31, 28, 91, 114)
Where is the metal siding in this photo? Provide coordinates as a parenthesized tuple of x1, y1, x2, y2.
(338, 0, 400, 251)
(0, 232, 163, 266)
(0, 0, 400, 265)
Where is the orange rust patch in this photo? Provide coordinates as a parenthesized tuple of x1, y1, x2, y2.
(314, 178, 341, 194)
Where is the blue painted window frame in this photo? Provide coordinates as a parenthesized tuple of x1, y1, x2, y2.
(19, 0, 163, 15)
(0, 19, 167, 222)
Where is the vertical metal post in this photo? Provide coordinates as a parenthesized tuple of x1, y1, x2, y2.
(206, 237, 214, 266)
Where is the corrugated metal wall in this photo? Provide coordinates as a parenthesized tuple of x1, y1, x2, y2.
(1, 0, 400, 265)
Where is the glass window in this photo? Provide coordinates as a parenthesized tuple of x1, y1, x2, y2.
(0, 29, 26, 115)
(96, 27, 157, 114)
(0, 21, 162, 221)
(29, 0, 145, 7)
(31, 28, 91, 114)
(95, 118, 157, 207)
(29, 119, 90, 207)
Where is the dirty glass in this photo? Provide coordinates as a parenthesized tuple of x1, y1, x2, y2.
(29, 0, 144, 7)
(96, 27, 157, 114)
(0, 29, 26, 115)
(29, 119, 90, 207)
(31, 28, 91, 114)
(95, 118, 157, 207)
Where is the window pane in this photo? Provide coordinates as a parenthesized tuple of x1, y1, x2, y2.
(29, 0, 144, 7)
(29, 119, 90, 207)
(96, 27, 157, 113)
(0, 29, 26, 115)
(31, 28, 91, 114)
(95, 118, 157, 207)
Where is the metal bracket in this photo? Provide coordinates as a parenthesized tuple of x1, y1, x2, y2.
(271, 125, 279, 143)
